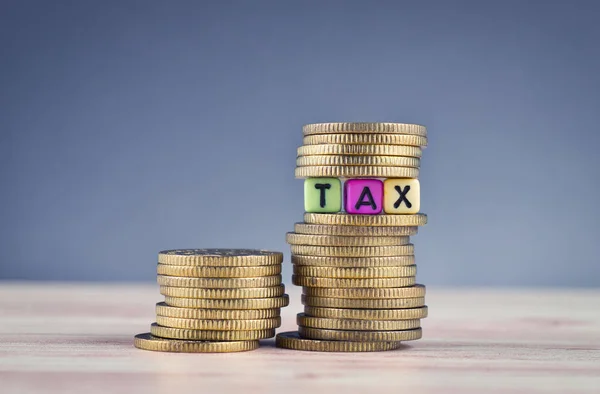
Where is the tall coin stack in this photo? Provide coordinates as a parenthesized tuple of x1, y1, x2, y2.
(135, 249, 288, 353)
(276, 122, 428, 352)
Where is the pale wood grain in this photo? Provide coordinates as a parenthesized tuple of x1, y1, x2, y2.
(0, 282, 599, 394)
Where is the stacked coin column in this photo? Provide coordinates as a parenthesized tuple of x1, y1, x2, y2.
(276, 122, 428, 352)
(135, 249, 289, 353)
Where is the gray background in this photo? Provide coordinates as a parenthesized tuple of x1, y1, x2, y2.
(1, 0, 599, 286)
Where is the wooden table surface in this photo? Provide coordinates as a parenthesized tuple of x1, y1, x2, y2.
(0, 282, 599, 394)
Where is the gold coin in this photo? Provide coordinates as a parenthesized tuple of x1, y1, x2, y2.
(164, 294, 289, 309)
(298, 313, 421, 331)
(293, 265, 417, 279)
(293, 275, 415, 288)
(292, 255, 415, 267)
(302, 123, 427, 137)
(294, 223, 418, 237)
(275, 331, 403, 352)
(304, 306, 428, 320)
(155, 302, 280, 319)
(133, 333, 258, 353)
(295, 166, 419, 179)
(304, 213, 428, 227)
(150, 323, 275, 341)
(290, 244, 414, 257)
(303, 133, 428, 147)
(298, 326, 422, 342)
(296, 155, 420, 168)
(286, 233, 410, 247)
(157, 264, 281, 278)
(156, 275, 282, 288)
(159, 285, 285, 299)
(302, 295, 426, 309)
(158, 249, 283, 266)
(297, 144, 422, 157)
(303, 285, 426, 299)
(155, 315, 281, 330)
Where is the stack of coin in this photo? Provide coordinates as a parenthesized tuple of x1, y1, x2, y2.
(294, 122, 425, 179)
(134, 249, 288, 353)
(277, 122, 428, 352)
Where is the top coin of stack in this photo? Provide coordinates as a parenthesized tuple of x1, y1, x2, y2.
(134, 249, 288, 353)
(277, 122, 428, 352)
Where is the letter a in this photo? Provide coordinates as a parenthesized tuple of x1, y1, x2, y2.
(355, 187, 377, 210)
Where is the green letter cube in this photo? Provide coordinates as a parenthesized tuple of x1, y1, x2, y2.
(304, 178, 341, 213)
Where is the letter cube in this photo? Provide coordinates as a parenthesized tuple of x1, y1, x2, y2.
(304, 178, 342, 213)
(344, 179, 383, 214)
(384, 179, 420, 214)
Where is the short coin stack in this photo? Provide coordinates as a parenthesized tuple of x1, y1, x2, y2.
(134, 249, 288, 353)
(276, 122, 428, 352)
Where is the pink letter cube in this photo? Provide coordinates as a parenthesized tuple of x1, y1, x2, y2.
(344, 179, 383, 214)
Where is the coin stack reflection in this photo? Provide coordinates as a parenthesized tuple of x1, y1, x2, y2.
(134, 249, 288, 353)
(277, 123, 428, 352)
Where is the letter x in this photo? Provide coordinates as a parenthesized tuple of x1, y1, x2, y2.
(394, 185, 412, 208)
